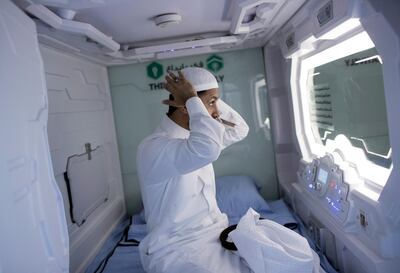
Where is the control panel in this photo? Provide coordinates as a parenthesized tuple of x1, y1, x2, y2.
(298, 154, 350, 222)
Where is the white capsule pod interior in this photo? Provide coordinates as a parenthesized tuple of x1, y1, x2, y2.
(1, 0, 399, 272)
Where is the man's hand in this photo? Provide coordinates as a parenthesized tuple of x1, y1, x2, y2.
(163, 71, 197, 107)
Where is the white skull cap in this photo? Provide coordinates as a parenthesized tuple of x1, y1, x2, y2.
(180, 67, 218, 92)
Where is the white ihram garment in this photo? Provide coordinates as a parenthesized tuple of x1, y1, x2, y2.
(231, 209, 320, 273)
(137, 97, 250, 273)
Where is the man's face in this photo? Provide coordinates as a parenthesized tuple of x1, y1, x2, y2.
(198, 88, 220, 119)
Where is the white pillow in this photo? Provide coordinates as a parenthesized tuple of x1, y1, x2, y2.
(216, 175, 272, 218)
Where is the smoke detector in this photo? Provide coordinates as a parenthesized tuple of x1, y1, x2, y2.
(154, 13, 182, 28)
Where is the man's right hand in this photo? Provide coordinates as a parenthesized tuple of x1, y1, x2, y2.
(163, 71, 197, 107)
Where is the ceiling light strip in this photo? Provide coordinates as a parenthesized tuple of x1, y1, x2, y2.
(133, 36, 239, 55)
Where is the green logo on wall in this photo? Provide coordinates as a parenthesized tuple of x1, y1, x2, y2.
(207, 55, 223, 72)
(147, 62, 163, 79)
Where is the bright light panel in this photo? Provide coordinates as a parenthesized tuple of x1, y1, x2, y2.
(319, 18, 361, 40)
(294, 30, 391, 188)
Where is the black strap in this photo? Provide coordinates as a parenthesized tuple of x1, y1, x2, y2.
(93, 218, 140, 273)
(284, 222, 298, 230)
(63, 171, 79, 225)
(63, 146, 102, 227)
(219, 224, 238, 251)
(219, 220, 299, 251)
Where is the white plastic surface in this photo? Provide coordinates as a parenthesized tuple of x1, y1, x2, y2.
(272, 0, 400, 272)
(0, 1, 69, 272)
(67, 147, 110, 225)
(13, 0, 307, 65)
(41, 45, 126, 273)
(25, 4, 120, 52)
(230, 0, 286, 34)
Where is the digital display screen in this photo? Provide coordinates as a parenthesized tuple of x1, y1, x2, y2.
(318, 168, 328, 184)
